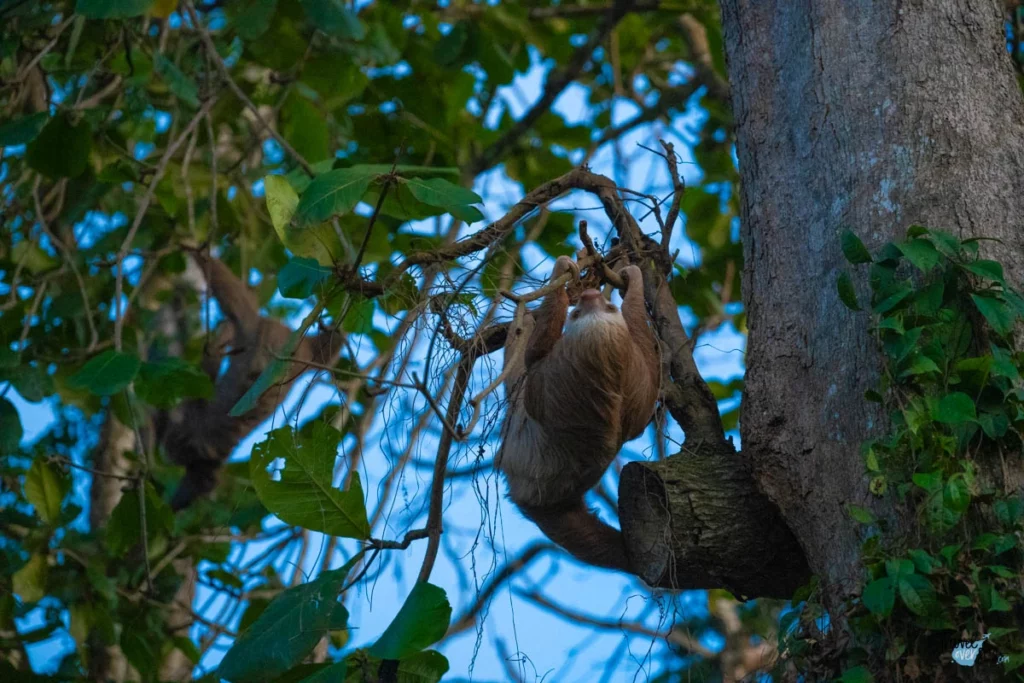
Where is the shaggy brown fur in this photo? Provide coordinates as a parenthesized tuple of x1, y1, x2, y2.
(498, 256, 660, 571)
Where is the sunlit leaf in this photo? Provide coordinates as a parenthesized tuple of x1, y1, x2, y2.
(12, 554, 48, 603)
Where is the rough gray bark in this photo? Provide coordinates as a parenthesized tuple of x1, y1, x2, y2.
(718, 0, 1024, 602)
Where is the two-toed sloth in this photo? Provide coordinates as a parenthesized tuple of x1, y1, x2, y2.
(497, 255, 660, 571)
(157, 250, 341, 510)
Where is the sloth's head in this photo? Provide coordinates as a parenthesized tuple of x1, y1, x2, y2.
(564, 289, 627, 338)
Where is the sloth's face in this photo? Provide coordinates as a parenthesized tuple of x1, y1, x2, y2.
(564, 289, 626, 337)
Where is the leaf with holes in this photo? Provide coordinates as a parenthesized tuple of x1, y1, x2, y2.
(250, 424, 370, 539)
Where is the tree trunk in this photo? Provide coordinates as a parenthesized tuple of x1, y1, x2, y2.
(718, 0, 1024, 605)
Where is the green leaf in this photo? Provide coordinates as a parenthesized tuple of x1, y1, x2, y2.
(885, 558, 914, 578)
(928, 229, 962, 257)
(369, 582, 452, 660)
(26, 114, 92, 179)
(298, 661, 347, 682)
(106, 483, 174, 556)
(908, 549, 938, 575)
(991, 345, 1018, 379)
(24, 459, 70, 526)
(250, 424, 371, 539)
(897, 573, 939, 616)
(154, 54, 200, 108)
(265, 175, 300, 235)
(847, 505, 876, 524)
(278, 257, 333, 299)
(295, 168, 376, 225)
(401, 177, 485, 224)
(68, 350, 141, 396)
(943, 474, 971, 514)
(932, 392, 977, 424)
(836, 273, 860, 311)
(229, 0, 277, 40)
(12, 554, 47, 603)
(12, 240, 58, 274)
(838, 665, 874, 683)
(896, 238, 940, 272)
(972, 294, 1015, 336)
(862, 577, 895, 617)
(135, 358, 213, 408)
(301, 0, 365, 39)
(0, 113, 49, 147)
(840, 230, 872, 264)
(873, 285, 913, 314)
(76, 0, 153, 18)
(218, 556, 360, 683)
(899, 354, 940, 377)
(912, 471, 943, 493)
(962, 259, 1005, 283)
(0, 398, 23, 454)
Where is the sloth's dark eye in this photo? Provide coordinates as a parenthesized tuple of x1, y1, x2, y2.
(570, 311, 581, 319)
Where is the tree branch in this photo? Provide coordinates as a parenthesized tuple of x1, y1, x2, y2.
(469, 1, 636, 174)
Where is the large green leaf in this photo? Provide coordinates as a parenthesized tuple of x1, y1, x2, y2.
(369, 582, 452, 660)
(24, 458, 70, 526)
(896, 238, 940, 272)
(0, 113, 48, 147)
(218, 555, 360, 683)
(68, 350, 141, 396)
(295, 168, 377, 225)
(932, 392, 977, 424)
(2, 364, 55, 402)
(861, 577, 895, 617)
(897, 573, 940, 616)
(971, 294, 1015, 336)
(250, 424, 370, 539)
(342, 650, 449, 683)
(26, 114, 92, 179)
(401, 177, 484, 224)
(135, 358, 213, 408)
(76, 0, 153, 18)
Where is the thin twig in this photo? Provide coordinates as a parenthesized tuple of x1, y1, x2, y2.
(183, 1, 314, 176)
(112, 98, 216, 351)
